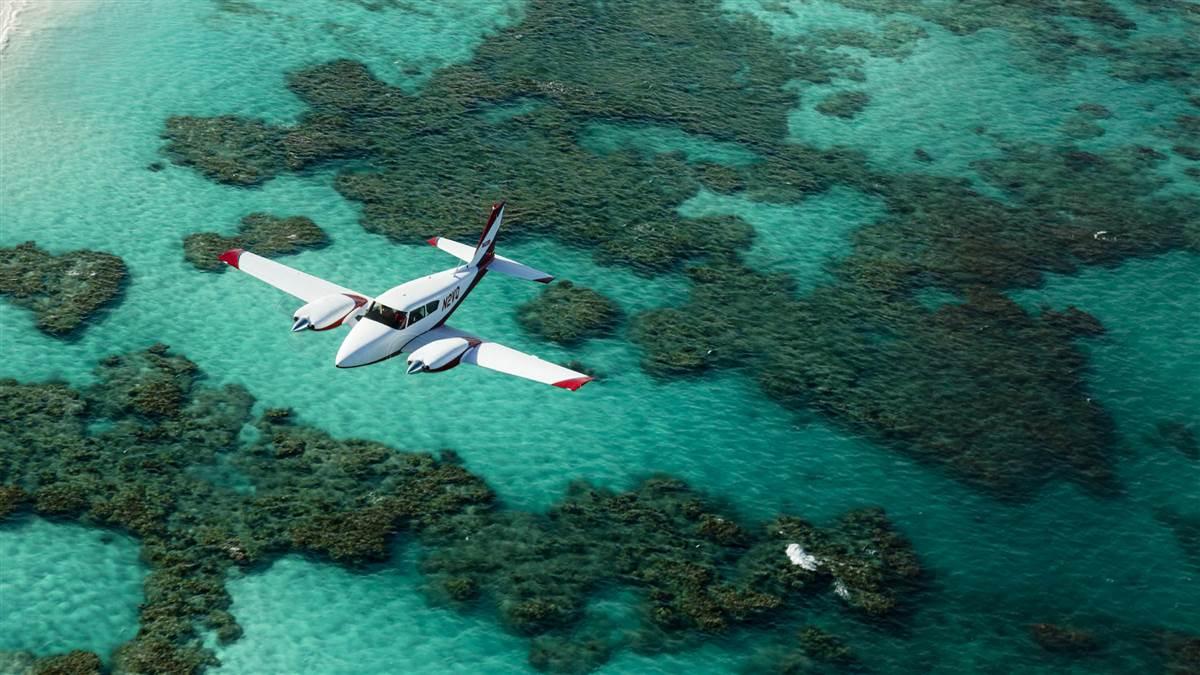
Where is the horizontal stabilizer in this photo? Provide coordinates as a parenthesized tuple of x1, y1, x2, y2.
(427, 236, 475, 263)
(487, 257, 553, 283)
(426, 237, 553, 283)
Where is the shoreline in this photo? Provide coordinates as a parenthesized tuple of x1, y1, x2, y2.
(0, 0, 34, 53)
(0, 0, 101, 56)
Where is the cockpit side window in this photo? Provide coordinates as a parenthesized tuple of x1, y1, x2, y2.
(364, 302, 407, 329)
(424, 300, 440, 315)
(409, 304, 427, 324)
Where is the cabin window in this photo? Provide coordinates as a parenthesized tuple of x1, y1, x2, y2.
(424, 300, 440, 315)
(363, 302, 406, 329)
(409, 305, 427, 323)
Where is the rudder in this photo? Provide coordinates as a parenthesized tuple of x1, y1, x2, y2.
(469, 201, 505, 268)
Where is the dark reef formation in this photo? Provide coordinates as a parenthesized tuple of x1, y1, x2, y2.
(1163, 632, 1200, 675)
(182, 213, 328, 271)
(634, 264, 1118, 498)
(0, 650, 105, 675)
(0, 242, 126, 337)
(740, 625, 859, 673)
(516, 281, 621, 345)
(1151, 421, 1198, 460)
(422, 479, 920, 656)
(163, 0, 1199, 503)
(815, 91, 870, 119)
(0, 347, 923, 673)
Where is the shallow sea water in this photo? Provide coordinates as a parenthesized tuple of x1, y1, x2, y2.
(1, 0, 1197, 673)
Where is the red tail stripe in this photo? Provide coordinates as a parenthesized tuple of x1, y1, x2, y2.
(476, 201, 506, 250)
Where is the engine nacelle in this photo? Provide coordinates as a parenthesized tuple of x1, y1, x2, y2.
(406, 337, 475, 374)
(292, 293, 365, 332)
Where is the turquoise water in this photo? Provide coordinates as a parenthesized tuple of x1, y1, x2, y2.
(0, 515, 144, 658)
(1, 0, 1197, 673)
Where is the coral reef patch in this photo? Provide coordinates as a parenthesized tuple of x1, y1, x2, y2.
(182, 213, 328, 271)
(0, 347, 922, 673)
(0, 242, 126, 337)
(815, 91, 871, 119)
(515, 281, 621, 345)
(0, 650, 103, 675)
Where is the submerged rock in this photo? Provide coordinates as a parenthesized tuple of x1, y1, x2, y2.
(1152, 421, 1199, 460)
(1061, 113, 1106, 140)
(516, 281, 621, 345)
(1075, 103, 1112, 119)
(183, 213, 328, 271)
(1030, 623, 1101, 654)
(0, 242, 126, 337)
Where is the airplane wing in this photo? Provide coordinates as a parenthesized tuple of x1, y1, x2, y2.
(218, 249, 363, 303)
(403, 325, 593, 391)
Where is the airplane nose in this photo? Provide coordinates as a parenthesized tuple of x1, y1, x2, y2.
(335, 321, 396, 368)
(334, 343, 367, 368)
(406, 360, 424, 375)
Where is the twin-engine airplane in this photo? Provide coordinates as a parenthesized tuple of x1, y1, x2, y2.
(218, 202, 593, 391)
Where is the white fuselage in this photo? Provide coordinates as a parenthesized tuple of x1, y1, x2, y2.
(334, 265, 482, 368)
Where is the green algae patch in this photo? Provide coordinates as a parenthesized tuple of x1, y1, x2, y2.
(183, 213, 329, 271)
(1, 346, 925, 674)
(0, 242, 126, 338)
(516, 281, 620, 345)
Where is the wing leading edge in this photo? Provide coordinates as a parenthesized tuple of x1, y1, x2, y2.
(404, 325, 593, 391)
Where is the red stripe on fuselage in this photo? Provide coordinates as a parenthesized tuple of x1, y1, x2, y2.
(434, 267, 487, 329)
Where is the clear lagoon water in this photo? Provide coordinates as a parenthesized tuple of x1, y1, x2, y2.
(1, 0, 1197, 673)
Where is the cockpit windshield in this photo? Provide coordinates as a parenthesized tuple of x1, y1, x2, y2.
(363, 302, 406, 330)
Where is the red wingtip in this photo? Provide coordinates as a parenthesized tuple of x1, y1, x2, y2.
(552, 376, 593, 392)
(218, 248, 244, 268)
(427, 236, 440, 246)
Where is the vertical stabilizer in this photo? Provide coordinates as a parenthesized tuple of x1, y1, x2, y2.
(469, 201, 505, 268)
